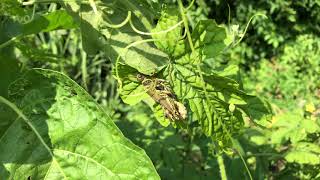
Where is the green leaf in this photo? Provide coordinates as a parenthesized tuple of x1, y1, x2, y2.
(1, 10, 77, 42)
(22, 10, 77, 35)
(245, 128, 269, 146)
(151, 6, 185, 57)
(64, 1, 168, 75)
(270, 112, 320, 144)
(0, 69, 159, 179)
(201, 72, 245, 104)
(116, 64, 149, 105)
(152, 103, 171, 127)
(0, 55, 20, 138)
(191, 20, 229, 62)
(201, 63, 241, 83)
(116, 64, 172, 126)
(115, 7, 271, 146)
(0, 53, 20, 98)
(285, 142, 320, 165)
(164, 55, 270, 139)
(111, 8, 270, 145)
(15, 43, 63, 64)
(164, 63, 244, 141)
(237, 95, 272, 123)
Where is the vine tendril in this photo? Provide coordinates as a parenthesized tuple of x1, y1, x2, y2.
(129, 19, 183, 36)
(24, 3, 37, 24)
(232, 13, 267, 47)
(101, 11, 132, 29)
(184, 0, 195, 11)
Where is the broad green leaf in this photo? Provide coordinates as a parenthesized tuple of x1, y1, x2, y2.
(0, 53, 20, 98)
(115, 64, 171, 126)
(164, 56, 269, 139)
(22, 10, 77, 35)
(201, 72, 245, 104)
(0, 69, 159, 179)
(151, 6, 185, 57)
(285, 142, 320, 165)
(116, 11, 270, 144)
(164, 63, 244, 141)
(237, 95, 272, 123)
(0, 10, 77, 43)
(201, 63, 241, 83)
(152, 103, 171, 127)
(270, 112, 320, 144)
(116, 64, 149, 105)
(63, 0, 168, 75)
(245, 129, 268, 146)
(191, 20, 229, 62)
(0, 55, 20, 137)
(115, 8, 271, 146)
(63, 1, 102, 55)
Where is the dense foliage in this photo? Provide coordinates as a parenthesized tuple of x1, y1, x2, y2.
(0, 0, 319, 179)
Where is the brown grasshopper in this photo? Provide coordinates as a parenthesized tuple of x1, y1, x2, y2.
(137, 74, 187, 121)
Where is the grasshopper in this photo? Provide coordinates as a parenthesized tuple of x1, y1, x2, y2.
(137, 74, 187, 121)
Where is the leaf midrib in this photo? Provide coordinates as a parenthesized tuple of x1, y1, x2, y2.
(0, 96, 67, 178)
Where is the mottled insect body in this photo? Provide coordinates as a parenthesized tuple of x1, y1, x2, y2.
(137, 74, 187, 121)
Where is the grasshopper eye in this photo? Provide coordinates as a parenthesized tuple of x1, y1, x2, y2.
(155, 84, 164, 90)
(136, 74, 145, 81)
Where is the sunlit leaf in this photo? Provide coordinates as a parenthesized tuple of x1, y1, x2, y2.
(152, 6, 185, 57)
(285, 142, 320, 165)
(116, 8, 271, 146)
(64, 0, 168, 75)
(0, 69, 159, 179)
(0, 10, 77, 43)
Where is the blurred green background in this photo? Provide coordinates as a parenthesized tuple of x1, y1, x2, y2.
(1, 0, 320, 179)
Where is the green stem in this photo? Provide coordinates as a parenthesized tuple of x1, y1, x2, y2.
(217, 154, 227, 180)
(238, 150, 253, 180)
(0, 35, 21, 50)
(81, 51, 88, 90)
(177, 0, 195, 52)
(232, 13, 267, 47)
(177, 0, 213, 135)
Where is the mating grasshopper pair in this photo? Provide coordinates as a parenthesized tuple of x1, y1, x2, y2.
(137, 74, 187, 121)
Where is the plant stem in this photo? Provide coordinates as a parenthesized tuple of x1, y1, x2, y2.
(217, 154, 227, 180)
(177, 0, 195, 52)
(177, 0, 214, 135)
(0, 36, 21, 50)
(81, 50, 88, 90)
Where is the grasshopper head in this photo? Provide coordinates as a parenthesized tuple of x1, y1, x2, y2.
(136, 73, 146, 82)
